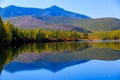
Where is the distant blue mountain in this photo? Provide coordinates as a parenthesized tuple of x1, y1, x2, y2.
(0, 5, 90, 18)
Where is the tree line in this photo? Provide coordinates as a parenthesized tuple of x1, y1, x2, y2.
(88, 30, 120, 40)
(0, 17, 87, 45)
(1, 16, 120, 46)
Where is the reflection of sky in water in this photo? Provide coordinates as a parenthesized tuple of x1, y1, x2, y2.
(1, 60, 120, 80)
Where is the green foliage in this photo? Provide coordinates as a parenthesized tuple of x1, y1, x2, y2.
(0, 17, 86, 45)
(0, 18, 13, 44)
(1, 16, 120, 45)
(3, 21, 13, 43)
(88, 30, 120, 40)
(0, 17, 3, 27)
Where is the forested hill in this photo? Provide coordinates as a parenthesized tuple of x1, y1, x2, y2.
(7, 16, 120, 32)
(36, 16, 120, 31)
(5, 16, 89, 32)
(0, 5, 90, 18)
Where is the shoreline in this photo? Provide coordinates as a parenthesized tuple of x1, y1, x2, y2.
(79, 39, 120, 42)
(1, 39, 120, 47)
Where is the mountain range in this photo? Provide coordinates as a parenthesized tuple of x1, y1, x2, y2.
(0, 5, 90, 18)
(1, 5, 120, 32)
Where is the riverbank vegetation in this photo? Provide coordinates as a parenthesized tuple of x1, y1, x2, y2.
(0, 17, 87, 45)
(88, 30, 120, 40)
(1, 16, 120, 46)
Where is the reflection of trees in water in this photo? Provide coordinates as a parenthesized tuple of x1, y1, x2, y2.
(0, 47, 15, 74)
(0, 42, 88, 73)
(1, 42, 120, 73)
(17, 42, 88, 53)
(91, 42, 120, 50)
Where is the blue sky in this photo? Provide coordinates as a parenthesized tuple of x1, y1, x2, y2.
(0, 0, 120, 18)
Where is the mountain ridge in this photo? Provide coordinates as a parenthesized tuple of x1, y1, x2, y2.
(0, 5, 90, 18)
(2, 5, 120, 32)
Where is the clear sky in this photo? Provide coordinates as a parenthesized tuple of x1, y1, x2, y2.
(0, 0, 120, 18)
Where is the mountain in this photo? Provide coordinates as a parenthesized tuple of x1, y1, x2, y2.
(36, 16, 120, 31)
(2, 5, 120, 32)
(0, 5, 90, 18)
(0, 5, 41, 18)
(6, 16, 89, 32)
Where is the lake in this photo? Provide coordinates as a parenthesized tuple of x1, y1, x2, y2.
(0, 42, 120, 80)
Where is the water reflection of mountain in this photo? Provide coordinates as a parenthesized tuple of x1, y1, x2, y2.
(1, 42, 120, 74)
(4, 60, 89, 73)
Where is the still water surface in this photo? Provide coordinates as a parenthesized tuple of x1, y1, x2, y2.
(0, 42, 120, 80)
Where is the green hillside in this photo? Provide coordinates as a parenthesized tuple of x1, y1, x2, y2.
(5, 16, 120, 32)
(37, 16, 120, 31)
(5, 16, 89, 32)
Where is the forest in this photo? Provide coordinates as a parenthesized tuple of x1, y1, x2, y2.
(1, 16, 120, 46)
(0, 17, 87, 45)
(88, 30, 120, 40)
